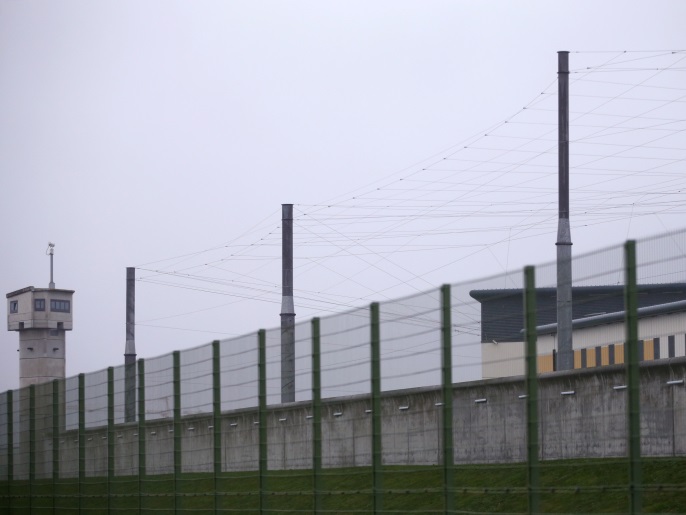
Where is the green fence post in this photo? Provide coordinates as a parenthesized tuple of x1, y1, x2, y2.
(173, 351, 181, 515)
(138, 359, 146, 514)
(524, 266, 540, 514)
(258, 329, 268, 515)
(7, 390, 12, 514)
(78, 373, 85, 513)
(624, 240, 642, 514)
(53, 380, 59, 515)
(212, 340, 221, 514)
(311, 318, 322, 514)
(440, 285, 455, 514)
(370, 302, 382, 514)
(108, 367, 115, 514)
(29, 384, 35, 515)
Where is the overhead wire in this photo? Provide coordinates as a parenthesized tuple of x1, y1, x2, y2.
(135, 50, 686, 337)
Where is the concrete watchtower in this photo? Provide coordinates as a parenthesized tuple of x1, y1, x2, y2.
(6, 243, 74, 388)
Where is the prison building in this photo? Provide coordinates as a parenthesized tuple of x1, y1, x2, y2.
(470, 284, 686, 379)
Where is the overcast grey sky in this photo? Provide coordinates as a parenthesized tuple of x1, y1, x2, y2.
(1, 1, 685, 393)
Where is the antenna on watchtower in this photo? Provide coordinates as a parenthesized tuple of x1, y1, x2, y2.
(47, 242, 55, 289)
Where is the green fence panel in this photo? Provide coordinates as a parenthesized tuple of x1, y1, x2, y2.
(524, 266, 540, 514)
(78, 373, 85, 513)
(29, 384, 35, 514)
(173, 351, 181, 515)
(624, 240, 642, 514)
(2, 230, 686, 514)
(53, 379, 59, 514)
(212, 340, 221, 513)
(7, 390, 12, 514)
(108, 367, 114, 514)
(258, 329, 267, 515)
(311, 317, 323, 513)
(370, 302, 382, 514)
(138, 358, 146, 515)
(441, 285, 455, 514)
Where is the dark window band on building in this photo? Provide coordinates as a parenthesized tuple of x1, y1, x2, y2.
(35, 299, 45, 311)
(50, 299, 70, 313)
(668, 335, 676, 358)
(10, 300, 18, 313)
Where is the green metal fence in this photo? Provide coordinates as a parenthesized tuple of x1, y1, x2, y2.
(1, 229, 686, 514)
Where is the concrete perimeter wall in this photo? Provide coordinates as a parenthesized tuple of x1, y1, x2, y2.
(7, 357, 686, 477)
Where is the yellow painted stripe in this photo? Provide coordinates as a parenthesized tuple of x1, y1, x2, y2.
(537, 354, 554, 373)
(643, 339, 654, 361)
(586, 347, 597, 368)
(601, 345, 610, 366)
(615, 343, 624, 364)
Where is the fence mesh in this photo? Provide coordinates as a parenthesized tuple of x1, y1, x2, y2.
(0, 228, 685, 513)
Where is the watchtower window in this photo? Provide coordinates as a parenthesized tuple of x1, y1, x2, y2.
(35, 299, 45, 311)
(10, 301, 18, 313)
(50, 299, 70, 313)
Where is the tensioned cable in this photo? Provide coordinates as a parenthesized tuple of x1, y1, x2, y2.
(290, 53, 629, 275)
(136, 50, 686, 333)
